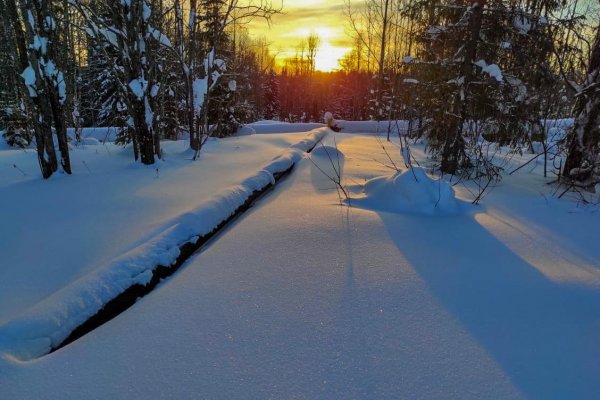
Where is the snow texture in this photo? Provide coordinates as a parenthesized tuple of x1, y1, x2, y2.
(192, 78, 207, 113)
(248, 122, 324, 134)
(0, 129, 328, 361)
(21, 66, 37, 97)
(514, 15, 532, 33)
(350, 167, 460, 215)
(148, 27, 172, 47)
(475, 60, 503, 82)
(129, 78, 148, 99)
(3, 130, 599, 399)
(228, 80, 237, 92)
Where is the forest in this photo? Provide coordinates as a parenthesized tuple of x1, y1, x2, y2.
(3, 2, 600, 398)
(0, 0, 599, 192)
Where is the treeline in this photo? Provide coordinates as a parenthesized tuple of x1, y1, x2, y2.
(1, 0, 600, 191)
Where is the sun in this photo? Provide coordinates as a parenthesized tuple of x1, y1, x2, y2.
(315, 43, 350, 72)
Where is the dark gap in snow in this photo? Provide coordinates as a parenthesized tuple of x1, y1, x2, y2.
(51, 141, 319, 354)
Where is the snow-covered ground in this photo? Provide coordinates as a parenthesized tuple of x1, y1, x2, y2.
(1, 124, 600, 398)
(0, 132, 316, 324)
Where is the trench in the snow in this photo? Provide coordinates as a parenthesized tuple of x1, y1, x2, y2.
(49, 142, 320, 355)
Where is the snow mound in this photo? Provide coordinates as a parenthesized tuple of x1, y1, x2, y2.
(310, 145, 343, 160)
(73, 137, 101, 146)
(353, 167, 460, 215)
(290, 128, 327, 152)
(251, 120, 286, 125)
(236, 125, 256, 136)
(250, 122, 324, 134)
(66, 127, 122, 142)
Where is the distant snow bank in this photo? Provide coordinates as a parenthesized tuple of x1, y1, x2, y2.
(0, 128, 327, 362)
(241, 120, 410, 135)
(67, 127, 122, 142)
(350, 167, 461, 216)
(337, 120, 409, 134)
(246, 121, 325, 134)
(1, 118, 572, 148)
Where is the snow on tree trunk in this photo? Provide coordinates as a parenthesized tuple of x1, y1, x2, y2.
(563, 28, 600, 185)
(8, 0, 72, 178)
(71, 0, 166, 165)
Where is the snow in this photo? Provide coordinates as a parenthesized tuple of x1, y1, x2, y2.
(235, 125, 257, 136)
(336, 120, 409, 134)
(506, 76, 527, 102)
(350, 167, 461, 215)
(142, 1, 151, 21)
(402, 56, 414, 63)
(1, 125, 600, 398)
(65, 127, 122, 142)
(475, 60, 503, 82)
(426, 26, 446, 36)
(148, 27, 172, 48)
(403, 78, 419, 84)
(44, 16, 55, 30)
(150, 84, 159, 98)
(43, 61, 66, 104)
(26, 10, 35, 29)
(0, 128, 328, 360)
(30, 35, 48, 54)
(310, 144, 342, 159)
(192, 78, 207, 113)
(0, 132, 320, 325)
(514, 15, 532, 33)
(21, 66, 37, 97)
(144, 97, 153, 127)
(98, 28, 119, 48)
(128, 78, 148, 99)
(247, 121, 324, 134)
(214, 59, 226, 71)
(73, 137, 101, 146)
(228, 80, 237, 92)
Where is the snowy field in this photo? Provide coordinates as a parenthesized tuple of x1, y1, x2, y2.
(1, 123, 600, 399)
(0, 127, 318, 324)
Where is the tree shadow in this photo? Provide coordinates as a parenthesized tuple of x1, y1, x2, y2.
(309, 145, 346, 196)
(320, 206, 378, 399)
(371, 210, 600, 398)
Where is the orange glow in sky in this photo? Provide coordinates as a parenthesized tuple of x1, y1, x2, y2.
(246, 0, 352, 71)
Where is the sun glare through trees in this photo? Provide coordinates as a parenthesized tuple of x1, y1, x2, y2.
(2, 1, 600, 398)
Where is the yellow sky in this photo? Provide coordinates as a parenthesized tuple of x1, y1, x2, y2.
(246, 0, 353, 71)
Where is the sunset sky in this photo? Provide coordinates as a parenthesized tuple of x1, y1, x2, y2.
(246, 0, 353, 71)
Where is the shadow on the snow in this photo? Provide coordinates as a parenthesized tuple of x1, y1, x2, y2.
(48, 141, 324, 356)
(375, 210, 600, 398)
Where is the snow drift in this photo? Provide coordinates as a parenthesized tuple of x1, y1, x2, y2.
(0, 128, 328, 362)
(310, 144, 344, 160)
(350, 167, 461, 215)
